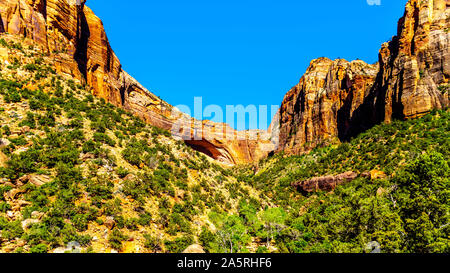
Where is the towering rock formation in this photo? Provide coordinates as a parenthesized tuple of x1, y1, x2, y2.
(277, 58, 378, 154)
(0, 0, 272, 164)
(277, 0, 449, 155)
(373, 0, 449, 121)
(0, 0, 157, 109)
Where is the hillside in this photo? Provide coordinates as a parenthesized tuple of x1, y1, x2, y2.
(0, 35, 448, 253)
(232, 109, 449, 253)
(0, 0, 448, 254)
(0, 36, 269, 253)
(0, 0, 274, 165)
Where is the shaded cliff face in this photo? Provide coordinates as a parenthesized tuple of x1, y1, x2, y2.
(277, 0, 449, 155)
(0, 0, 270, 164)
(373, 0, 449, 121)
(277, 58, 378, 154)
(170, 111, 277, 164)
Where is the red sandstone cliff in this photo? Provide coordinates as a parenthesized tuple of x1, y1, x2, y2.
(277, 58, 378, 154)
(0, 0, 272, 164)
(277, 0, 449, 155)
(374, 0, 449, 121)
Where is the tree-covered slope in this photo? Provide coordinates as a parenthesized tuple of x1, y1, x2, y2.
(0, 35, 268, 253)
(0, 34, 448, 254)
(232, 109, 449, 253)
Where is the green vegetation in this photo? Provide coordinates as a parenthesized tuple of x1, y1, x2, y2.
(0, 35, 448, 253)
(438, 84, 449, 95)
(228, 110, 449, 253)
(0, 37, 260, 253)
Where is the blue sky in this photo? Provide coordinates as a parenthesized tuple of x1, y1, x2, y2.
(88, 0, 408, 129)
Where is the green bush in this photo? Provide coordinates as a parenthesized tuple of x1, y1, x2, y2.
(108, 228, 128, 251)
(30, 244, 48, 253)
(143, 234, 162, 253)
(164, 235, 194, 253)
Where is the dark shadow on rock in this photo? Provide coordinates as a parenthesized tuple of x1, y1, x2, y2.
(392, 70, 405, 120)
(0, 14, 5, 33)
(74, 8, 89, 79)
(337, 36, 402, 142)
(337, 78, 354, 141)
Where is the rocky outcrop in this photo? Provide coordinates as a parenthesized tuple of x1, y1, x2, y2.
(17, 174, 51, 187)
(277, 58, 378, 154)
(277, 0, 449, 155)
(0, 0, 270, 164)
(292, 171, 358, 193)
(183, 244, 205, 253)
(372, 0, 449, 121)
(0, 0, 167, 114)
(170, 111, 277, 164)
(292, 170, 389, 194)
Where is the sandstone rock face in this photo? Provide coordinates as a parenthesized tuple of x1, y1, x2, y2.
(2, 0, 446, 164)
(277, 58, 378, 154)
(292, 171, 358, 193)
(374, 0, 449, 121)
(0, 0, 269, 164)
(0, 46, 8, 63)
(277, 0, 449, 155)
(171, 112, 277, 164)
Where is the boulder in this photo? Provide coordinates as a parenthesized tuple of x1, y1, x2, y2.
(52, 241, 81, 253)
(376, 187, 388, 197)
(18, 174, 51, 187)
(0, 47, 8, 63)
(12, 200, 32, 211)
(31, 211, 45, 219)
(6, 188, 26, 200)
(292, 171, 358, 193)
(183, 244, 205, 254)
(361, 170, 388, 180)
(105, 217, 116, 230)
(0, 0, 273, 165)
(80, 153, 96, 161)
(0, 138, 11, 148)
(369, 170, 387, 180)
(21, 219, 40, 230)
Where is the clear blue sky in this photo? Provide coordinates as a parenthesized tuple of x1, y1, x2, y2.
(87, 0, 408, 130)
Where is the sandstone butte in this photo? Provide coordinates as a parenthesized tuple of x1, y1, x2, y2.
(277, 0, 449, 155)
(0, 0, 449, 163)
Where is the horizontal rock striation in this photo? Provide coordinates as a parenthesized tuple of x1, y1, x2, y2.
(292, 171, 359, 193)
(277, 0, 449, 155)
(277, 58, 378, 154)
